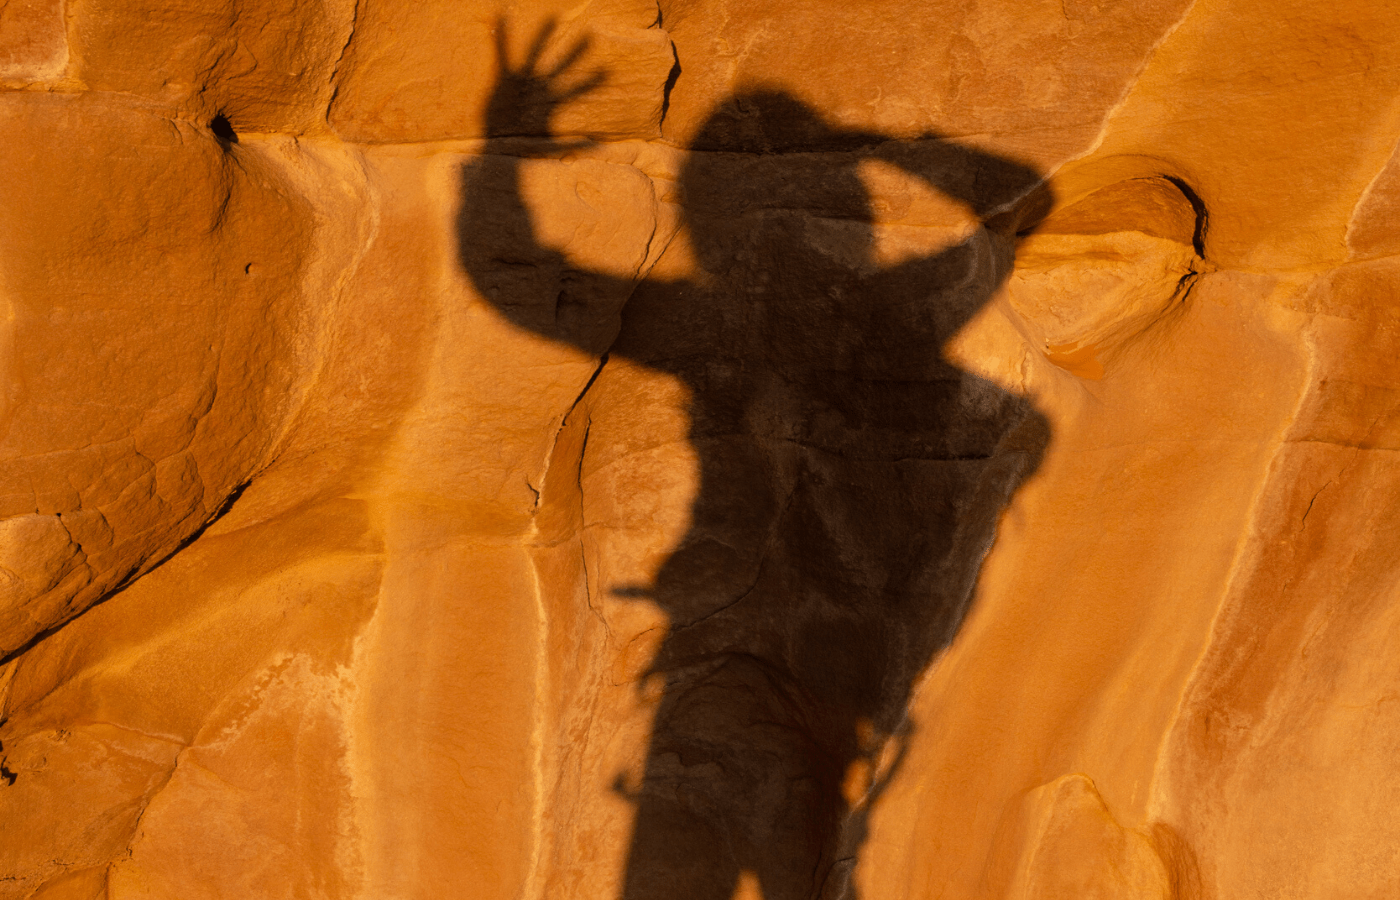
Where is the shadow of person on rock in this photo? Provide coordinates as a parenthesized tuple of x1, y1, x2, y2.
(459, 20, 1051, 900)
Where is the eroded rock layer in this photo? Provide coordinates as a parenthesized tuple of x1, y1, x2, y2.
(2, 1, 1400, 897)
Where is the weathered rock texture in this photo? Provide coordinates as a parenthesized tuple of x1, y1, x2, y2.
(2, 1, 1399, 897)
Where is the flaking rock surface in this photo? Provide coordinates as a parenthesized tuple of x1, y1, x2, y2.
(3, 1, 1400, 898)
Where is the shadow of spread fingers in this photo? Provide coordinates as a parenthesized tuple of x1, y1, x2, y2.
(523, 16, 559, 70)
(491, 15, 512, 70)
(548, 33, 593, 79)
(560, 70, 608, 104)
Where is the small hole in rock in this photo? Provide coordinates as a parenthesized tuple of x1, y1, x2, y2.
(211, 114, 238, 144)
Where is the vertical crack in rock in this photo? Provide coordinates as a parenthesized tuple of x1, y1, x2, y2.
(659, 40, 681, 134)
(574, 416, 612, 640)
(325, 0, 363, 120)
(1300, 480, 1331, 525)
(648, 1, 681, 135)
(1163, 174, 1210, 257)
(561, 353, 609, 442)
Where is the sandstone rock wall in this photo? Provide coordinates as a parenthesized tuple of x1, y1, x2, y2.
(2, 1, 1399, 898)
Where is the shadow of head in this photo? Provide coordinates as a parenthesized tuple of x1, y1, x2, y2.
(679, 89, 884, 281)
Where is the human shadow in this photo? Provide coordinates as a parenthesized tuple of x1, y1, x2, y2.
(459, 22, 1051, 900)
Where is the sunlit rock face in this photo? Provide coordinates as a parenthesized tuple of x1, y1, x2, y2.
(2, 1, 1400, 898)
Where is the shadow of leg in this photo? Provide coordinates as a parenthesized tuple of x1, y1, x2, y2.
(621, 656, 847, 900)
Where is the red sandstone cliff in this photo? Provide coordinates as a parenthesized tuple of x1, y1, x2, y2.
(2, 1, 1400, 897)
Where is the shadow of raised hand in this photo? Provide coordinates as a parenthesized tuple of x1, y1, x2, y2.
(459, 17, 629, 354)
(484, 17, 607, 142)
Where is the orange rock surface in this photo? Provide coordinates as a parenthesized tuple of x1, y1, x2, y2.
(3, 1, 1400, 897)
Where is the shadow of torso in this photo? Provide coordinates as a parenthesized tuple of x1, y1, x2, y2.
(461, 89, 1048, 900)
